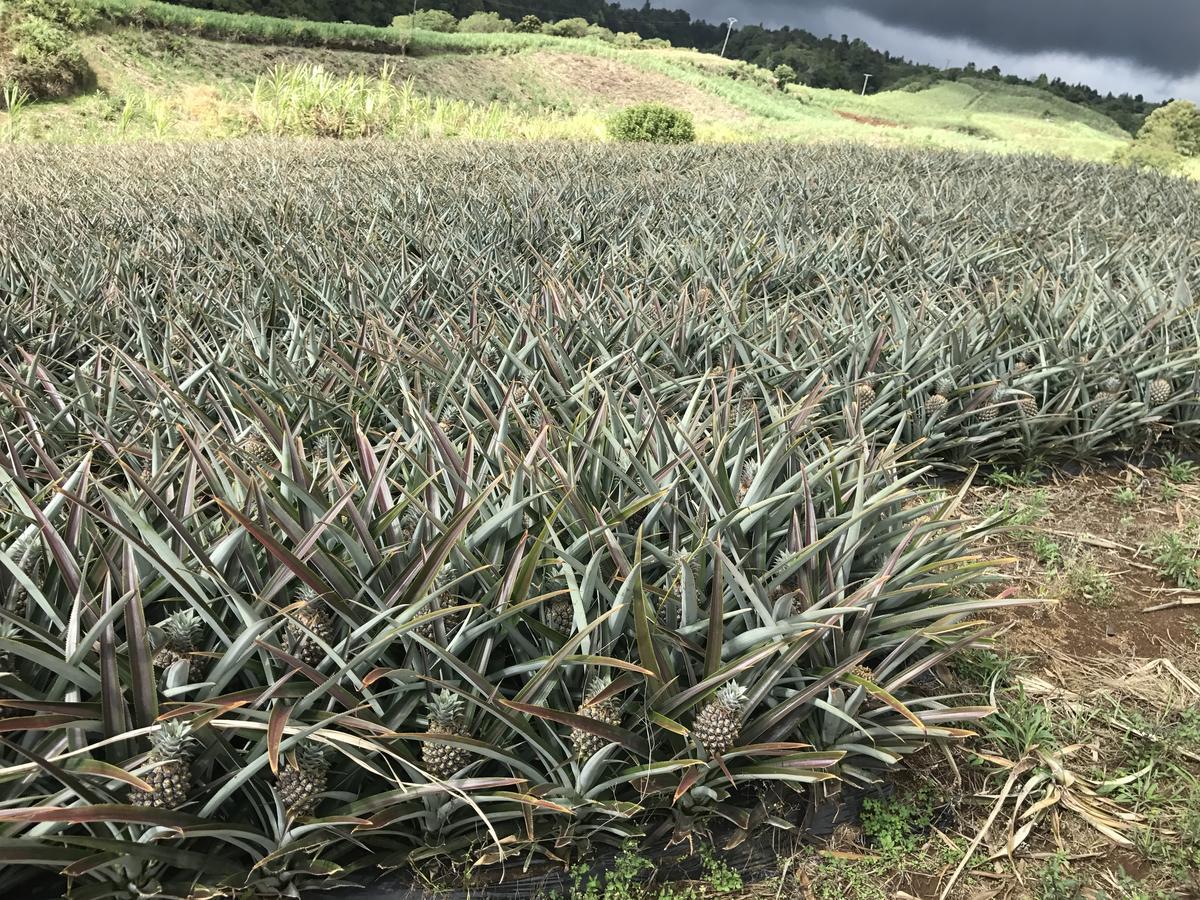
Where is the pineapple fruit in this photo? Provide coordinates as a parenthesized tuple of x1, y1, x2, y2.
(422, 690, 473, 779)
(853, 381, 877, 408)
(1147, 378, 1172, 405)
(130, 720, 196, 809)
(153, 609, 207, 675)
(286, 586, 335, 667)
(926, 392, 949, 417)
(278, 741, 329, 817)
(570, 675, 622, 759)
(1017, 395, 1038, 417)
(1095, 375, 1121, 409)
(415, 566, 465, 643)
(239, 434, 275, 468)
(543, 598, 574, 635)
(692, 681, 747, 756)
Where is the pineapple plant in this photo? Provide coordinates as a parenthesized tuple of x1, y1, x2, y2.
(692, 681, 748, 756)
(278, 741, 329, 817)
(1147, 378, 1172, 405)
(129, 720, 197, 809)
(570, 675, 622, 759)
(421, 690, 473, 779)
(153, 609, 207, 675)
(285, 585, 335, 667)
(543, 598, 574, 635)
(0, 622, 18, 716)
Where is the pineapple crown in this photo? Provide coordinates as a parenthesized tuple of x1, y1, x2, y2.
(739, 458, 759, 484)
(296, 584, 325, 608)
(1100, 375, 1121, 393)
(289, 741, 329, 772)
(935, 376, 955, 396)
(151, 719, 197, 760)
(715, 681, 748, 712)
(162, 610, 202, 649)
(583, 674, 612, 703)
(428, 689, 465, 728)
(434, 565, 457, 594)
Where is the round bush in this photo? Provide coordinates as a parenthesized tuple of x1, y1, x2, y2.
(607, 102, 695, 144)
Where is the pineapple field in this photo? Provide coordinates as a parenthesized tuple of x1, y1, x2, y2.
(0, 140, 1198, 898)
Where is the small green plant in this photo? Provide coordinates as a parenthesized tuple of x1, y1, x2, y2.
(1164, 453, 1197, 484)
(1160, 482, 1181, 502)
(1063, 555, 1116, 607)
(1150, 532, 1200, 589)
(860, 786, 938, 855)
(987, 687, 1054, 758)
(1033, 535, 1062, 568)
(607, 102, 695, 144)
(1037, 851, 1084, 900)
(1113, 485, 1138, 507)
(2, 81, 31, 140)
(699, 848, 741, 895)
(987, 467, 1042, 488)
(1010, 488, 1049, 525)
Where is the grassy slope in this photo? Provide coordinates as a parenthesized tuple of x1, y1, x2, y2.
(7, 10, 1172, 170)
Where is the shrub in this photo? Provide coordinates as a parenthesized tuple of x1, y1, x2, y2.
(585, 23, 615, 42)
(1137, 99, 1200, 157)
(457, 11, 512, 33)
(613, 30, 641, 48)
(773, 63, 798, 87)
(514, 13, 542, 33)
(391, 9, 456, 32)
(607, 102, 695, 144)
(1113, 140, 1185, 174)
(642, 37, 670, 48)
(0, 0, 94, 99)
(542, 16, 589, 38)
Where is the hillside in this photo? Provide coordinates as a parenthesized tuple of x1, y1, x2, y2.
(6, 15, 1142, 163)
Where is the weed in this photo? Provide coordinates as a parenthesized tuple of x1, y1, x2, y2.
(986, 687, 1054, 758)
(1150, 531, 1200, 589)
(1033, 535, 1062, 567)
(1164, 453, 1197, 484)
(1037, 851, 1083, 900)
(1160, 482, 1180, 502)
(987, 467, 1042, 488)
(1062, 554, 1116, 607)
(1113, 485, 1138, 507)
(860, 786, 938, 855)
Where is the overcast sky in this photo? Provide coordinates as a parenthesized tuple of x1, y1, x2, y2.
(670, 1, 1199, 101)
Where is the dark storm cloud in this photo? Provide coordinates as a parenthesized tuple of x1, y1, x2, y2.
(675, 1, 1199, 77)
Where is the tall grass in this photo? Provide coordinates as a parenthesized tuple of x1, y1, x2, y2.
(246, 64, 599, 140)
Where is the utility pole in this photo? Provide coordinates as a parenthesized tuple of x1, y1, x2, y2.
(720, 17, 737, 57)
(861, 73, 872, 96)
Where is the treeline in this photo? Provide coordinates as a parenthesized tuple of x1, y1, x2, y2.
(160, 0, 1161, 133)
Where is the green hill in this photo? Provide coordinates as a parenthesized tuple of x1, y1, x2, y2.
(6, 0, 1195, 177)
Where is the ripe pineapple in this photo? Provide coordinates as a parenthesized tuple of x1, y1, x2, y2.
(129, 720, 196, 809)
(1147, 378, 1172, 405)
(153, 610, 206, 674)
(543, 598, 574, 635)
(976, 392, 1000, 422)
(1017, 395, 1038, 417)
(692, 681, 748, 756)
(422, 690, 473, 779)
(570, 675, 622, 759)
(285, 586, 335, 667)
(853, 381, 877, 408)
(278, 741, 329, 817)
(926, 392, 949, 416)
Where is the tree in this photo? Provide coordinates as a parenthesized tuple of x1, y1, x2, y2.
(514, 14, 542, 33)
(773, 63, 797, 88)
(542, 17, 590, 38)
(1136, 99, 1200, 157)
